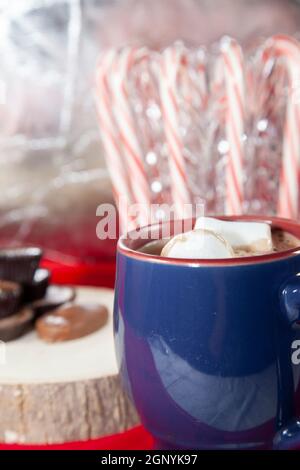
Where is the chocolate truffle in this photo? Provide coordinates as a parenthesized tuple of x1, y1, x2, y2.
(0, 247, 42, 284)
(0, 280, 22, 320)
(0, 307, 34, 342)
(23, 269, 50, 303)
(36, 303, 108, 342)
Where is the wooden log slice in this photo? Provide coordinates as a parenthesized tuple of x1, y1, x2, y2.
(0, 287, 139, 444)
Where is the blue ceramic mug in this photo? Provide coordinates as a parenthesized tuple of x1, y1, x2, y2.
(114, 216, 300, 449)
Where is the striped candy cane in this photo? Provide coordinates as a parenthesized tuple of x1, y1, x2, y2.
(180, 49, 207, 111)
(263, 35, 300, 219)
(110, 47, 151, 227)
(159, 46, 192, 219)
(95, 50, 136, 233)
(221, 37, 246, 215)
(193, 49, 208, 111)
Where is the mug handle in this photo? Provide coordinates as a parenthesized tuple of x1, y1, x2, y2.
(273, 275, 300, 450)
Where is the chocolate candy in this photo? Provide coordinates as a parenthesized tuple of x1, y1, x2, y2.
(0, 281, 22, 320)
(23, 269, 50, 303)
(0, 307, 34, 342)
(31, 285, 76, 317)
(0, 247, 42, 284)
(36, 303, 108, 342)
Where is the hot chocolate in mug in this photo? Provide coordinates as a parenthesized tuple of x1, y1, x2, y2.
(114, 216, 300, 449)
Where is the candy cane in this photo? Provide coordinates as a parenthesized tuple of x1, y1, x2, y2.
(159, 46, 192, 219)
(210, 54, 227, 128)
(110, 47, 151, 227)
(193, 49, 208, 110)
(180, 49, 207, 111)
(221, 37, 246, 215)
(263, 35, 300, 219)
(95, 50, 136, 233)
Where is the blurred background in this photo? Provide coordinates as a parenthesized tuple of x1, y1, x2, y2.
(0, 0, 300, 262)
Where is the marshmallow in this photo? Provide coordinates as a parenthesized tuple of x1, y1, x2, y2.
(161, 229, 234, 259)
(194, 217, 273, 253)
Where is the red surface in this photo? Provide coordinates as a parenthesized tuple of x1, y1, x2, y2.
(41, 257, 117, 289)
(0, 426, 153, 451)
(0, 257, 153, 451)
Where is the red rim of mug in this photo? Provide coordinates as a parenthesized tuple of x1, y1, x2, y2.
(118, 215, 300, 266)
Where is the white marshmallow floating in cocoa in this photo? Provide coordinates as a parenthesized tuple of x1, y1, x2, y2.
(194, 217, 273, 253)
(161, 229, 234, 259)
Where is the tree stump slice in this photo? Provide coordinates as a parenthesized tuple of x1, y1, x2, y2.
(0, 287, 139, 444)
